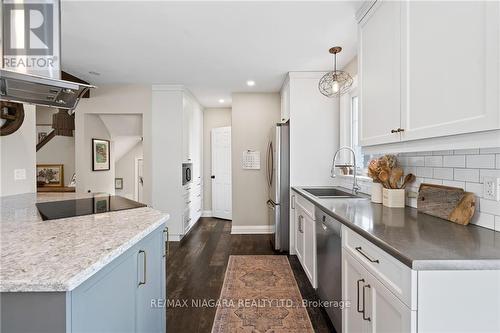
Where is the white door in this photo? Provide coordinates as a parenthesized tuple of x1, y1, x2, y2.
(211, 127, 232, 220)
(136, 159, 143, 202)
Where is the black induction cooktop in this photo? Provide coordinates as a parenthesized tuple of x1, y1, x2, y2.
(36, 195, 147, 221)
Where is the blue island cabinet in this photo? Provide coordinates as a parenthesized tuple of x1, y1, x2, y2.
(70, 224, 166, 333)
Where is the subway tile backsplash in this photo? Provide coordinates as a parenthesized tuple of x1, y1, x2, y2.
(334, 148, 500, 232)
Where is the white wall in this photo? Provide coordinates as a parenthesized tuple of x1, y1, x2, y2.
(115, 142, 143, 200)
(80, 114, 114, 193)
(231, 93, 280, 228)
(36, 106, 75, 187)
(0, 104, 36, 197)
(74, 85, 151, 198)
(203, 108, 231, 212)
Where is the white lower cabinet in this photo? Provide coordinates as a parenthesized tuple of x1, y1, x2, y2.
(294, 203, 305, 264)
(343, 249, 415, 333)
(293, 197, 317, 288)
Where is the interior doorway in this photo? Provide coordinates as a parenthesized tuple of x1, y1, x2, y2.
(211, 126, 232, 219)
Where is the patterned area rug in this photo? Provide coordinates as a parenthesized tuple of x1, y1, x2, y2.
(211, 255, 314, 333)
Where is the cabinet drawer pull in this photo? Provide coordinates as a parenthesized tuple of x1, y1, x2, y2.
(391, 129, 398, 133)
(298, 215, 304, 233)
(362, 284, 371, 321)
(138, 250, 147, 286)
(355, 246, 380, 263)
(163, 227, 169, 258)
(291, 195, 295, 209)
(186, 200, 192, 204)
(397, 128, 405, 132)
(357, 278, 365, 313)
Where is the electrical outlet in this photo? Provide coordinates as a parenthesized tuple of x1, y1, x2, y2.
(14, 169, 26, 181)
(483, 177, 500, 201)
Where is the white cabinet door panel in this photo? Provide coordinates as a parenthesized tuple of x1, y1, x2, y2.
(359, 1, 402, 146)
(401, 1, 500, 140)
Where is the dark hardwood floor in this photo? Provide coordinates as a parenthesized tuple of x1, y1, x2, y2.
(166, 217, 335, 333)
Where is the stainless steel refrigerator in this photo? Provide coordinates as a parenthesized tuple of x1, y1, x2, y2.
(266, 121, 290, 252)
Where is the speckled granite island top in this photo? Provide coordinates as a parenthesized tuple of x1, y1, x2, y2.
(293, 187, 500, 270)
(0, 193, 169, 292)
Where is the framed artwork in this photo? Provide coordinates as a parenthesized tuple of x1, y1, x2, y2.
(115, 178, 123, 189)
(92, 138, 110, 171)
(93, 196, 110, 213)
(37, 164, 64, 187)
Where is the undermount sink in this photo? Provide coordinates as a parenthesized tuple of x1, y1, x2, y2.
(302, 188, 358, 198)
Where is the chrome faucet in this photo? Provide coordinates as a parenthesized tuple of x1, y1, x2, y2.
(331, 146, 361, 195)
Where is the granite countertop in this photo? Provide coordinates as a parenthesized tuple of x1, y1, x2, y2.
(0, 193, 169, 292)
(292, 186, 500, 270)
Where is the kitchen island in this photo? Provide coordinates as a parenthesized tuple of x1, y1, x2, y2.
(0, 193, 169, 333)
(291, 186, 500, 333)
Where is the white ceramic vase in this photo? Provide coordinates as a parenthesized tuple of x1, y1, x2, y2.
(371, 182, 383, 203)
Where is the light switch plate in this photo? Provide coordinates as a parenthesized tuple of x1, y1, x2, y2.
(14, 169, 26, 180)
(483, 177, 500, 201)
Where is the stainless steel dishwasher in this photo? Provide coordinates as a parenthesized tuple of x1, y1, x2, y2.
(316, 206, 342, 333)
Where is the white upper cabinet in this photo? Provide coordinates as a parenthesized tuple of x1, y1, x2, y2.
(182, 96, 194, 163)
(359, 1, 402, 146)
(358, 1, 500, 147)
(401, 1, 500, 141)
(280, 78, 290, 122)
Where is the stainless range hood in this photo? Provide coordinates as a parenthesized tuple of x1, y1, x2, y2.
(0, 68, 94, 110)
(1, 0, 95, 111)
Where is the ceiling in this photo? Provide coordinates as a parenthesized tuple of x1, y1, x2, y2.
(61, 1, 360, 107)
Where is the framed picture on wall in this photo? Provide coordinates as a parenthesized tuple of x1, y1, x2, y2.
(115, 178, 123, 189)
(37, 164, 64, 187)
(92, 138, 110, 171)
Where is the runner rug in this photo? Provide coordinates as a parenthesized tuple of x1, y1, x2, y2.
(211, 255, 314, 333)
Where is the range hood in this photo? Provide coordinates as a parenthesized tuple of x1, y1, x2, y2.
(1, 0, 95, 111)
(0, 68, 94, 110)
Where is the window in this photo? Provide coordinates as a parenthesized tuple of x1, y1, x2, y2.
(339, 77, 369, 176)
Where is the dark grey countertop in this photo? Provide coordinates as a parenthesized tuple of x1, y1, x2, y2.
(292, 186, 500, 270)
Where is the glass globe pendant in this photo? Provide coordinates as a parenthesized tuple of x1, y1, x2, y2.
(318, 46, 353, 98)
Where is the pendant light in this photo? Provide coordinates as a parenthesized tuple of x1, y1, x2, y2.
(318, 46, 353, 98)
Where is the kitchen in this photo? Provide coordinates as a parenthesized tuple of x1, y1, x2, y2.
(1, 1, 500, 333)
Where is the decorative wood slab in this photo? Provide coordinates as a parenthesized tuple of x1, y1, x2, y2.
(417, 183, 476, 225)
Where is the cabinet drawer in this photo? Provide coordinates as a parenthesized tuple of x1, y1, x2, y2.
(293, 191, 315, 220)
(342, 227, 416, 309)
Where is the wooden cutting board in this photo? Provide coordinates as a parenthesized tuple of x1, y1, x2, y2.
(417, 183, 476, 225)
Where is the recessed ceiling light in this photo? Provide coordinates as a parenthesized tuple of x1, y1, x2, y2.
(246, 80, 255, 87)
(219, 99, 225, 103)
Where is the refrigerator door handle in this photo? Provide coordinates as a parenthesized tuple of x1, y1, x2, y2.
(265, 141, 271, 187)
(268, 141, 274, 187)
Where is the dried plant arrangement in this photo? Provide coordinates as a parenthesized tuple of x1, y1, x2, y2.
(368, 155, 415, 189)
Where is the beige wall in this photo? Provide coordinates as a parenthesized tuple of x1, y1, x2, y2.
(231, 93, 280, 227)
(203, 108, 232, 212)
(0, 105, 36, 197)
(115, 142, 143, 200)
(74, 85, 151, 200)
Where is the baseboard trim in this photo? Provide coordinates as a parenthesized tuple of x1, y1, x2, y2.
(231, 225, 274, 234)
(201, 210, 212, 217)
